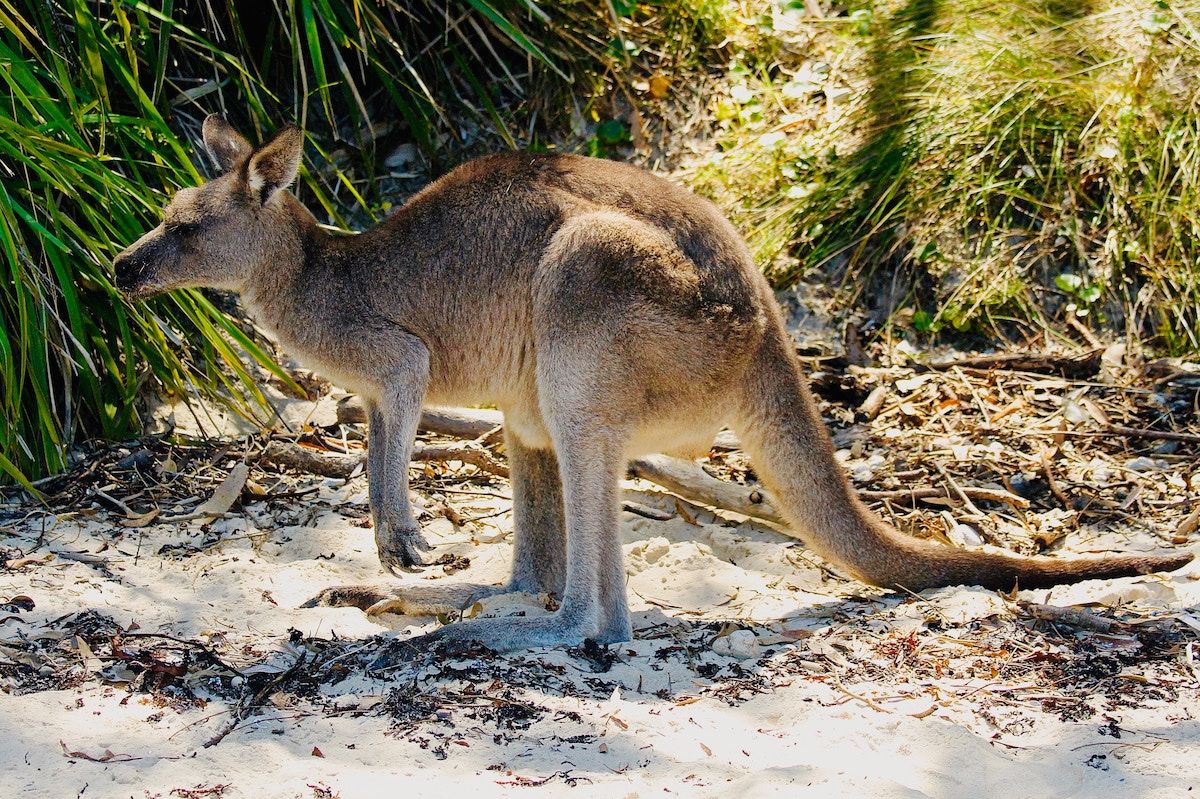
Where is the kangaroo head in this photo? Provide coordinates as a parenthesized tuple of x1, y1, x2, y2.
(114, 115, 304, 297)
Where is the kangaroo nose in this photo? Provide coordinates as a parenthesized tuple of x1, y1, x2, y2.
(113, 253, 132, 287)
(113, 250, 143, 292)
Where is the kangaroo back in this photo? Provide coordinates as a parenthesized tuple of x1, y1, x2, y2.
(734, 328, 1193, 591)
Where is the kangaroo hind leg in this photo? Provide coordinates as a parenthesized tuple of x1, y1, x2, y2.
(368, 419, 626, 660)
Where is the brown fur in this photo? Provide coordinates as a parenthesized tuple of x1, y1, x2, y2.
(116, 118, 1193, 655)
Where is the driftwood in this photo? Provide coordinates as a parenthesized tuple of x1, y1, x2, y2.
(628, 454, 787, 526)
(260, 440, 509, 479)
(927, 349, 1102, 379)
(337, 397, 504, 441)
(1016, 600, 1122, 634)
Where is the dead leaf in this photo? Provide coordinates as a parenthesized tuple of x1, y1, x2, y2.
(648, 73, 671, 99)
(0, 595, 34, 612)
(699, 742, 713, 756)
(1177, 505, 1200, 539)
(76, 635, 102, 673)
(119, 508, 160, 528)
(781, 628, 812, 641)
(4, 553, 53, 570)
(193, 463, 249, 517)
(311, 746, 324, 758)
(629, 106, 648, 153)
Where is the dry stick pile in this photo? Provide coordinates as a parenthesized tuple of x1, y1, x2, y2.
(277, 351, 1199, 564)
(13, 349, 1198, 562)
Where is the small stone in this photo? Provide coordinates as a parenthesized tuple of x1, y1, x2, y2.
(712, 630, 761, 660)
(116, 449, 154, 470)
(385, 143, 417, 170)
(947, 523, 983, 547)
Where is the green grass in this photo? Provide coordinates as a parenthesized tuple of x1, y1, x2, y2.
(690, 0, 1200, 350)
(0, 0, 733, 486)
(1, 2, 290, 489)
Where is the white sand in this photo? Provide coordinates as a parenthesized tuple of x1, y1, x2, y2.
(1, 466, 1197, 798)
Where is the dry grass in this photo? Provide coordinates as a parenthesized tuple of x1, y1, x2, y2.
(686, 1, 1200, 352)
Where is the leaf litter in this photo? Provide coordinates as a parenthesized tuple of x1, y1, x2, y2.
(0, 337, 1197, 794)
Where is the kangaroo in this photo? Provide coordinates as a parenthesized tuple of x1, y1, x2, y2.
(116, 116, 1192, 660)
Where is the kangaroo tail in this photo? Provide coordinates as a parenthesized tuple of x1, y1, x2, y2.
(734, 330, 1193, 591)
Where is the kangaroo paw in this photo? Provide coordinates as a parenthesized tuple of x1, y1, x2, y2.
(365, 598, 408, 616)
(300, 584, 391, 610)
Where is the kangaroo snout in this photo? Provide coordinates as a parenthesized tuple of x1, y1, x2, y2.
(112, 250, 148, 294)
(113, 229, 171, 297)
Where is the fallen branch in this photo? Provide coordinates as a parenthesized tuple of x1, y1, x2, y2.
(1039, 449, 1073, 511)
(259, 441, 509, 479)
(338, 396, 743, 449)
(856, 485, 1029, 509)
(627, 454, 787, 526)
(927, 349, 1102, 379)
(621, 500, 676, 521)
(411, 445, 509, 478)
(629, 460, 1029, 522)
(259, 442, 363, 479)
(336, 398, 504, 440)
(323, 406, 1030, 523)
(1103, 424, 1200, 445)
(1016, 600, 1123, 634)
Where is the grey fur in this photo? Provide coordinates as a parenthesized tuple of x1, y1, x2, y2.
(115, 117, 1193, 658)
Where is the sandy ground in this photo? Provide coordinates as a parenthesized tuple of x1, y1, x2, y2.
(1, 438, 1198, 799)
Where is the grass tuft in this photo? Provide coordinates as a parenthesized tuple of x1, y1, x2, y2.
(690, 0, 1200, 351)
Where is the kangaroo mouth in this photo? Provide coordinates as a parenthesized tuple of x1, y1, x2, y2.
(125, 286, 162, 300)
(119, 281, 168, 300)
(114, 265, 163, 299)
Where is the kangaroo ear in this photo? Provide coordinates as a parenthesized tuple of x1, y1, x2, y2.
(246, 125, 303, 204)
(202, 114, 252, 173)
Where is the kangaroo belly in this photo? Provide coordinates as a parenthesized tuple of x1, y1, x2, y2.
(626, 416, 724, 459)
(501, 395, 724, 459)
